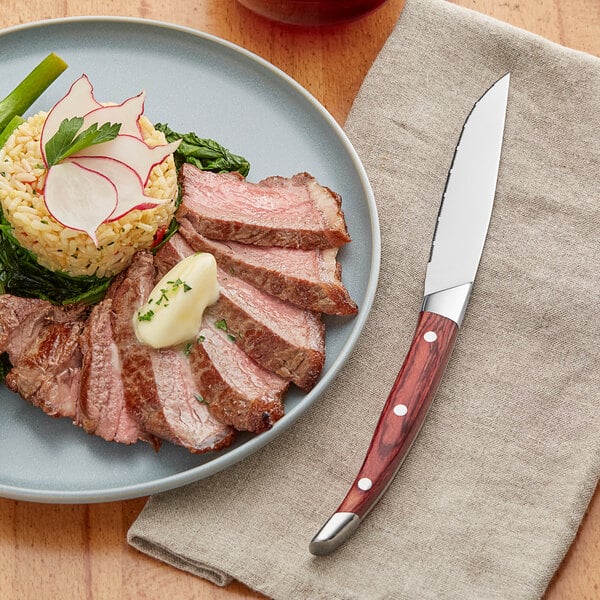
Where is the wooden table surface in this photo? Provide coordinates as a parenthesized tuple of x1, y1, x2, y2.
(0, 1, 598, 598)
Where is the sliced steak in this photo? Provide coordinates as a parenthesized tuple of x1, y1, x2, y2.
(178, 218, 358, 315)
(131, 344, 234, 453)
(155, 234, 326, 390)
(153, 231, 195, 278)
(110, 251, 234, 453)
(0, 295, 52, 355)
(0, 294, 88, 419)
(77, 298, 145, 445)
(189, 316, 288, 433)
(208, 273, 325, 391)
(178, 165, 351, 249)
(5, 319, 83, 419)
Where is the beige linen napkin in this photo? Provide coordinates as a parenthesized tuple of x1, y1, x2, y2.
(128, 0, 600, 597)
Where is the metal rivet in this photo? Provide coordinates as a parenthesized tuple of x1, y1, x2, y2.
(357, 478, 372, 491)
(423, 331, 437, 342)
(393, 404, 408, 416)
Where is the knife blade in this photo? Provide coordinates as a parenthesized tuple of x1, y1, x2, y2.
(309, 73, 510, 556)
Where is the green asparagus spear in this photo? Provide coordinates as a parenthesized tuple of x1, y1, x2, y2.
(0, 52, 68, 133)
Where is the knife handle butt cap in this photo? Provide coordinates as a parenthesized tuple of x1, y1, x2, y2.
(313, 311, 458, 548)
(309, 512, 361, 556)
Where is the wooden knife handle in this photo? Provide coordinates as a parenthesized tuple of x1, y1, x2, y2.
(310, 310, 458, 554)
(339, 310, 458, 516)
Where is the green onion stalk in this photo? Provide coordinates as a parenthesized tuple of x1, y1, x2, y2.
(0, 52, 68, 144)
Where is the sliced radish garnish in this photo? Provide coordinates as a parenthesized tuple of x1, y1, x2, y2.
(72, 134, 180, 185)
(44, 161, 118, 245)
(80, 91, 146, 139)
(71, 156, 166, 221)
(41, 75, 102, 165)
(40, 75, 181, 243)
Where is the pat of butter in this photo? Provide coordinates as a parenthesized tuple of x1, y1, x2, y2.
(133, 252, 219, 348)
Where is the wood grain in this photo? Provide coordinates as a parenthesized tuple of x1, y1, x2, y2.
(0, 1, 598, 599)
(338, 312, 458, 518)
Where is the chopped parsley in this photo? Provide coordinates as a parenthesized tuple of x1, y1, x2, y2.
(167, 277, 192, 293)
(194, 393, 208, 405)
(137, 309, 154, 322)
(214, 319, 228, 332)
(154, 278, 192, 308)
(183, 341, 194, 356)
(156, 287, 170, 306)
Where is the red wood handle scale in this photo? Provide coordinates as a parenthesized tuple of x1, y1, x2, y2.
(309, 310, 458, 555)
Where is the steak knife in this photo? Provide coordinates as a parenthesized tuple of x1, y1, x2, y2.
(309, 73, 510, 556)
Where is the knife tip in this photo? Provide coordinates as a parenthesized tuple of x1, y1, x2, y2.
(495, 71, 511, 89)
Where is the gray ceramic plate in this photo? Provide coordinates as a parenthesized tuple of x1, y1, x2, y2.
(0, 17, 380, 503)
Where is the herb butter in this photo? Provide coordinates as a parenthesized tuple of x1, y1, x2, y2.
(133, 252, 219, 348)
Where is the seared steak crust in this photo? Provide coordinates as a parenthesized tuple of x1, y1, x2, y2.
(0, 296, 53, 355)
(0, 295, 89, 420)
(208, 271, 325, 391)
(179, 165, 351, 249)
(178, 218, 358, 315)
(5, 319, 83, 419)
(189, 317, 288, 433)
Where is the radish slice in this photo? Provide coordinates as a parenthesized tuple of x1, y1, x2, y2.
(44, 161, 117, 245)
(71, 156, 166, 221)
(72, 134, 180, 185)
(80, 91, 146, 139)
(41, 75, 102, 165)
(40, 75, 181, 241)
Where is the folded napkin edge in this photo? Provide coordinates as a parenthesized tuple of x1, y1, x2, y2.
(127, 531, 234, 587)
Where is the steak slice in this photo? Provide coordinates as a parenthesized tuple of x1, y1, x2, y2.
(128, 343, 235, 453)
(153, 231, 195, 278)
(179, 165, 351, 249)
(208, 272, 325, 391)
(76, 298, 146, 445)
(110, 251, 234, 453)
(189, 316, 289, 433)
(155, 234, 326, 390)
(5, 319, 83, 419)
(0, 294, 88, 419)
(0, 295, 53, 355)
(178, 218, 358, 315)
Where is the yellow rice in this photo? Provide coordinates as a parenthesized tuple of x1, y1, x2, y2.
(0, 112, 178, 278)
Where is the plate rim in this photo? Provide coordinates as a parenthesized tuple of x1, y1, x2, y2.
(0, 15, 381, 503)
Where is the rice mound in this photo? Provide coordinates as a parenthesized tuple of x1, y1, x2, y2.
(0, 112, 178, 278)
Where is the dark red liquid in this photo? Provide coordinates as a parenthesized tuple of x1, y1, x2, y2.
(237, 0, 390, 26)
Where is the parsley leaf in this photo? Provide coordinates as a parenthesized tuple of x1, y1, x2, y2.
(214, 319, 228, 332)
(194, 393, 208, 405)
(45, 117, 121, 167)
(137, 309, 154, 322)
